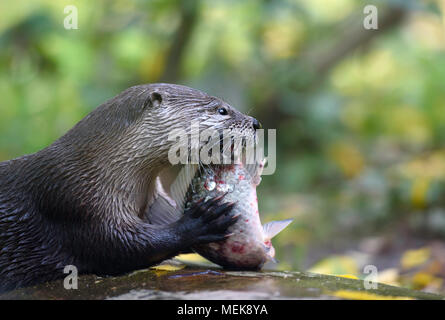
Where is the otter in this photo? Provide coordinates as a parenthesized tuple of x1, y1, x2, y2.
(0, 83, 260, 292)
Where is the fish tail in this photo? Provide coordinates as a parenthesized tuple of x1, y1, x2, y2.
(263, 219, 293, 239)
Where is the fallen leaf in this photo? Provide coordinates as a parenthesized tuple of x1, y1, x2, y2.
(337, 274, 359, 280)
(309, 255, 359, 276)
(174, 253, 213, 265)
(412, 272, 443, 290)
(401, 247, 430, 270)
(331, 290, 414, 300)
(150, 264, 186, 271)
(376, 268, 400, 286)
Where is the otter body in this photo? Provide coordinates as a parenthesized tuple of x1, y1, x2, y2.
(0, 83, 258, 291)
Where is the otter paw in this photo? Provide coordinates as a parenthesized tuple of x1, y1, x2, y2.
(179, 195, 238, 245)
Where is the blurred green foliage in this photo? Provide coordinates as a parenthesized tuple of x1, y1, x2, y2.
(1, 0, 445, 272)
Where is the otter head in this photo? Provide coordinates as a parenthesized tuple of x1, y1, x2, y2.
(132, 83, 261, 168)
(60, 83, 260, 207)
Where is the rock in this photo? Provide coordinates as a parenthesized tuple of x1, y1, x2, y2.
(0, 262, 443, 300)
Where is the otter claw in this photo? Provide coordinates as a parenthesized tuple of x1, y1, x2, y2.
(196, 197, 205, 204)
(232, 213, 241, 220)
(181, 193, 237, 246)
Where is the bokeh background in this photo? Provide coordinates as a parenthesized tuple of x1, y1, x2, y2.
(1, 0, 445, 294)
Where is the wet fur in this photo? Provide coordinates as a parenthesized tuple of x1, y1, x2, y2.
(0, 83, 255, 291)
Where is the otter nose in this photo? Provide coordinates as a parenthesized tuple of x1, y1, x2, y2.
(252, 118, 262, 130)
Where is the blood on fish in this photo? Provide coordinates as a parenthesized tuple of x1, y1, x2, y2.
(231, 243, 245, 254)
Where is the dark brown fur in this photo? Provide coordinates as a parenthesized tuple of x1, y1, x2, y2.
(0, 83, 258, 291)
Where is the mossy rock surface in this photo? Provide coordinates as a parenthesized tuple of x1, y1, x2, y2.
(0, 259, 443, 300)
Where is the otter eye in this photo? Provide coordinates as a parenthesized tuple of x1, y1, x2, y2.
(218, 107, 228, 116)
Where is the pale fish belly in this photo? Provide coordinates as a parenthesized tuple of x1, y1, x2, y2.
(186, 164, 269, 269)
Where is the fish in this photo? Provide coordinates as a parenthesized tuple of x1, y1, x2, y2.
(148, 159, 293, 270)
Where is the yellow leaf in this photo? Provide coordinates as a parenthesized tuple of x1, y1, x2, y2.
(411, 177, 431, 208)
(331, 290, 414, 300)
(412, 272, 443, 290)
(308, 255, 358, 276)
(377, 268, 400, 286)
(150, 264, 185, 271)
(397, 150, 445, 180)
(175, 253, 209, 263)
(337, 274, 359, 280)
(401, 247, 430, 270)
(328, 142, 364, 178)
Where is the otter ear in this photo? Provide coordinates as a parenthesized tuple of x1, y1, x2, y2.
(144, 91, 163, 109)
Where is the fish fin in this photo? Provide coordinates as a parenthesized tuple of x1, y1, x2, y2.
(155, 176, 176, 207)
(269, 257, 279, 264)
(263, 219, 293, 239)
(147, 177, 181, 225)
(169, 164, 199, 214)
(148, 194, 180, 225)
(245, 158, 266, 186)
